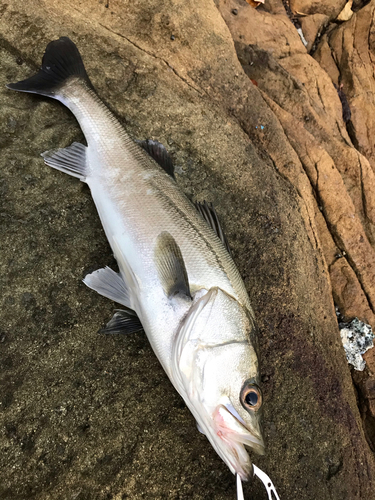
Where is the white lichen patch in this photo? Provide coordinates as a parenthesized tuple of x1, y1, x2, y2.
(339, 317, 374, 371)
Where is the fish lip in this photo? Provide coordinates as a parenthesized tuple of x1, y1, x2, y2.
(211, 403, 265, 481)
(221, 404, 265, 454)
(185, 402, 265, 481)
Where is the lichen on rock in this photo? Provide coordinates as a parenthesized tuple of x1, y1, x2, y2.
(339, 315, 375, 371)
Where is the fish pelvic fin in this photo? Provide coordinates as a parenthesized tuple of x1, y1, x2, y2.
(42, 142, 88, 181)
(99, 309, 143, 335)
(6, 37, 93, 97)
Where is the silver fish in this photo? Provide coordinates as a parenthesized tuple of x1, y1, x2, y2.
(7, 37, 265, 483)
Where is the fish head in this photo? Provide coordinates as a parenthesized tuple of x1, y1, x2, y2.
(173, 287, 265, 481)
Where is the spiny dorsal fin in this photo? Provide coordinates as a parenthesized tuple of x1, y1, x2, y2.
(195, 201, 232, 256)
(7, 37, 93, 97)
(154, 232, 191, 299)
(100, 309, 143, 335)
(138, 139, 175, 179)
(42, 142, 88, 181)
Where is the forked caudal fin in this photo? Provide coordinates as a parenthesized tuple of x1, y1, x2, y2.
(6, 37, 92, 97)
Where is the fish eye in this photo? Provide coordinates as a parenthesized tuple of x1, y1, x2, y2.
(240, 382, 262, 411)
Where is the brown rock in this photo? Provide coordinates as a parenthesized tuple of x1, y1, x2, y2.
(265, 98, 375, 314)
(299, 13, 329, 51)
(217, 0, 307, 59)
(369, 399, 375, 420)
(313, 196, 340, 267)
(336, 0, 354, 21)
(313, 31, 341, 84)
(363, 347, 375, 376)
(314, 1, 375, 174)
(290, 0, 347, 18)
(218, 0, 375, 325)
(330, 258, 375, 327)
(363, 377, 375, 399)
(217, 0, 375, 449)
(260, 0, 290, 15)
(313, 0, 375, 403)
(353, 0, 368, 8)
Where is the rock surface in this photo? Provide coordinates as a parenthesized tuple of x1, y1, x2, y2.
(299, 13, 329, 52)
(314, 1, 375, 187)
(1, 0, 375, 499)
(218, 0, 375, 440)
(313, 0, 375, 431)
(290, 0, 347, 18)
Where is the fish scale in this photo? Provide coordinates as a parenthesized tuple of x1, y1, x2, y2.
(64, 78, 251, 312)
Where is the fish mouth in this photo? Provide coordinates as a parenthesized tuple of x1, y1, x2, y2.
(224, 403, 265, 455)
(212, 404, 265, 480)
(224, 404, 265, 455)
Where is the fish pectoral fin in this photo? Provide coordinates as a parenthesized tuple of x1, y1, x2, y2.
(154, 232, 191, 299)
(137, 139, 175, 179)
(194, 201, 232, 256)
(83, 266, 131, 308)
(99, 309, 143, 335)
(42, 142, 88, 181)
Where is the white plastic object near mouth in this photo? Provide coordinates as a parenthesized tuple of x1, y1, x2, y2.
(236, 465, 280, 500)
(236, 474, 245, 500)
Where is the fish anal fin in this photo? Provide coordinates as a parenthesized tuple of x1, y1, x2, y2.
(138, 139, 175, 179)
(154, 232, 191, 299)
(42, 142, 88, 181)
(100, 309, 143, 335)
(83, 266, 131, 308)
(195, 201, 232, 256)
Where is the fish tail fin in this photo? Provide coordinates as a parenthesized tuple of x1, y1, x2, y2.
(6, 37, 93, 97)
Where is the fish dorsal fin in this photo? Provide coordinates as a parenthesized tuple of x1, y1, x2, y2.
(138, 139, 175, 179)
(83, 266, 131, 308)
(154, 232, 191, 299)
(42, 142, 88, 181)
(7, 37, 93, 97)
(194, 201, 232, 256)
(100, 309, 143, 335)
